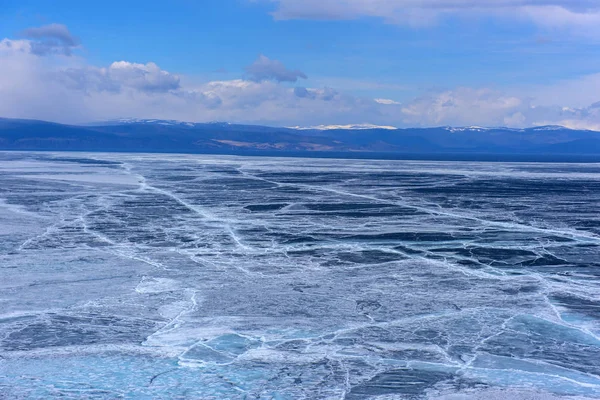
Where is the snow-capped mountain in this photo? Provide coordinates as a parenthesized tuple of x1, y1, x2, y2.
(443, 125, 581, 133)
(0, 118, 598, 158)
(530, 125, 573, 131)
(92, 118, 233, 128)
(289, 124, 398, 131)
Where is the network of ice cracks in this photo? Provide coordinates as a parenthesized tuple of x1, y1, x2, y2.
(0, 152, 600, 399)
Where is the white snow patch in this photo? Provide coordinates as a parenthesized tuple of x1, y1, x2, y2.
(135, 277, 180, 294)
(289, 124, 398, 130)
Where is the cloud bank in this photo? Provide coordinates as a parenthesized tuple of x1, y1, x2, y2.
(264, 0, 600, 31)
(1, 24, 600, 130)
(58, 61, 181, 94)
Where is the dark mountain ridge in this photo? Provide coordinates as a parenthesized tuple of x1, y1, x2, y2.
(1, 118, 599, 159)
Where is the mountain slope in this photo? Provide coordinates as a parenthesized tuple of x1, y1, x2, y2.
(0, 118, 598, 157)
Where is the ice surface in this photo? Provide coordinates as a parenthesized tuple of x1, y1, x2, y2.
(1, 152, 600, 399)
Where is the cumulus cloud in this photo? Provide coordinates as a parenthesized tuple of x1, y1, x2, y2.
(0, 39, 32, 53)
(524, 72, 600, 109)
(530, 101, 600, 131)
(397, 86, 600, 129)
(245, 55, 307, 82)
(20, 23, 80, 56)
(0, 43, 90, 122)
(0, 40, 365, 125)
(55, 62, 181, 94)
(263, 0, 600, 30)
(400, 88, 525, 126)
(1, 24, 600, 129)
(107, 62, 181, 92)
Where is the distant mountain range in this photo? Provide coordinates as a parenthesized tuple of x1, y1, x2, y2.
(1, 118, 599, 160)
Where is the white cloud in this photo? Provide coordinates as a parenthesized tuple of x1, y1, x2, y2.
(524, 72, 600, 109)
(0, 44, 377, 125)
(1, 26, 600, 129)
(397, 86, 600, 129)
(52, 61, 181, 95)
(20, 23, 80, 56)
(263, 0, 600, 30)
(400, 88, 525, 126)
(245, 55, 307, 82)
(0, 44, 89, 122)
(107, 61, 181, 92)
(523, 5, 600, 31)
(0, 39, 32, 54)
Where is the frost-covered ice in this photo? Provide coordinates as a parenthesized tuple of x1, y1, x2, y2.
(1, 152, 600, 399)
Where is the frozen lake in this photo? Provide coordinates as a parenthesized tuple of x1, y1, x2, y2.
(1, 152, 600, 399)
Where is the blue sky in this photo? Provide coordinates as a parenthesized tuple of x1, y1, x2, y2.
(1, 0, 600, 128)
